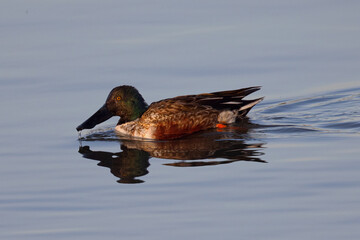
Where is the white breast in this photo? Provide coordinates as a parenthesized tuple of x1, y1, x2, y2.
(115, 119, 156, 139)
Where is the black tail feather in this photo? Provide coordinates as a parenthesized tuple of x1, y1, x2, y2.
(172, 86, 263, 114)
(196, 87, 262, 111)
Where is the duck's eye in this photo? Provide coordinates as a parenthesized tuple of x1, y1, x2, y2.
(116, 96, 121, 101)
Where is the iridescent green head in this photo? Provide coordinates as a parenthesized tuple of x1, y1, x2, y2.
(76, 85, 148, 131)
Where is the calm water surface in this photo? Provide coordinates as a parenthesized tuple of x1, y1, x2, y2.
(1, 1, 360, 240)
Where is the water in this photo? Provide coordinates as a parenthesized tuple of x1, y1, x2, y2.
(1, 1, 360, 239)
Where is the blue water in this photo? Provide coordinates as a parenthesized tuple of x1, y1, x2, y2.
(1, 1, 360, 239)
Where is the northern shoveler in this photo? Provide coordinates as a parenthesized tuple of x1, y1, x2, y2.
(76, 85, 263, 139)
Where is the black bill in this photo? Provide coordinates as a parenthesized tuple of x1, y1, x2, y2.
(76, 104, 114, 131)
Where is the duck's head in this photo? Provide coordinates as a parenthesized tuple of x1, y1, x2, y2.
(76, 85, 148, 131)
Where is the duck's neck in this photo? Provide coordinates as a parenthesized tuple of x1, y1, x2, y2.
(130, 101, 148, 120)
(118, 99, 148, 124)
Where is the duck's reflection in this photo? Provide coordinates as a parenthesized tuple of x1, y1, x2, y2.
(79, 145, 150, 184)
(78, 129, 266, 184)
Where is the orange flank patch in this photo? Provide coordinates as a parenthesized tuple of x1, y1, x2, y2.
(152, 119, 215, 140)
(216, 123, 227, 128)
(153, 124, 203, 139)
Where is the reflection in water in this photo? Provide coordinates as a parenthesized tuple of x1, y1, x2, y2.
(79, 145, 150, 184)
(78, 127, 266, 184)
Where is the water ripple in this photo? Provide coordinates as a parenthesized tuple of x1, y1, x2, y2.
(255, 86, 360, 136)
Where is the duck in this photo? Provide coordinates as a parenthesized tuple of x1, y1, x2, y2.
(76, 85, 263, 140)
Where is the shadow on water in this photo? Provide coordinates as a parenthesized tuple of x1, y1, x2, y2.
(78, 121, 266, 184)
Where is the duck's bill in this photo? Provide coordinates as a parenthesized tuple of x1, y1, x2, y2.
(76, 104, 114, 131)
